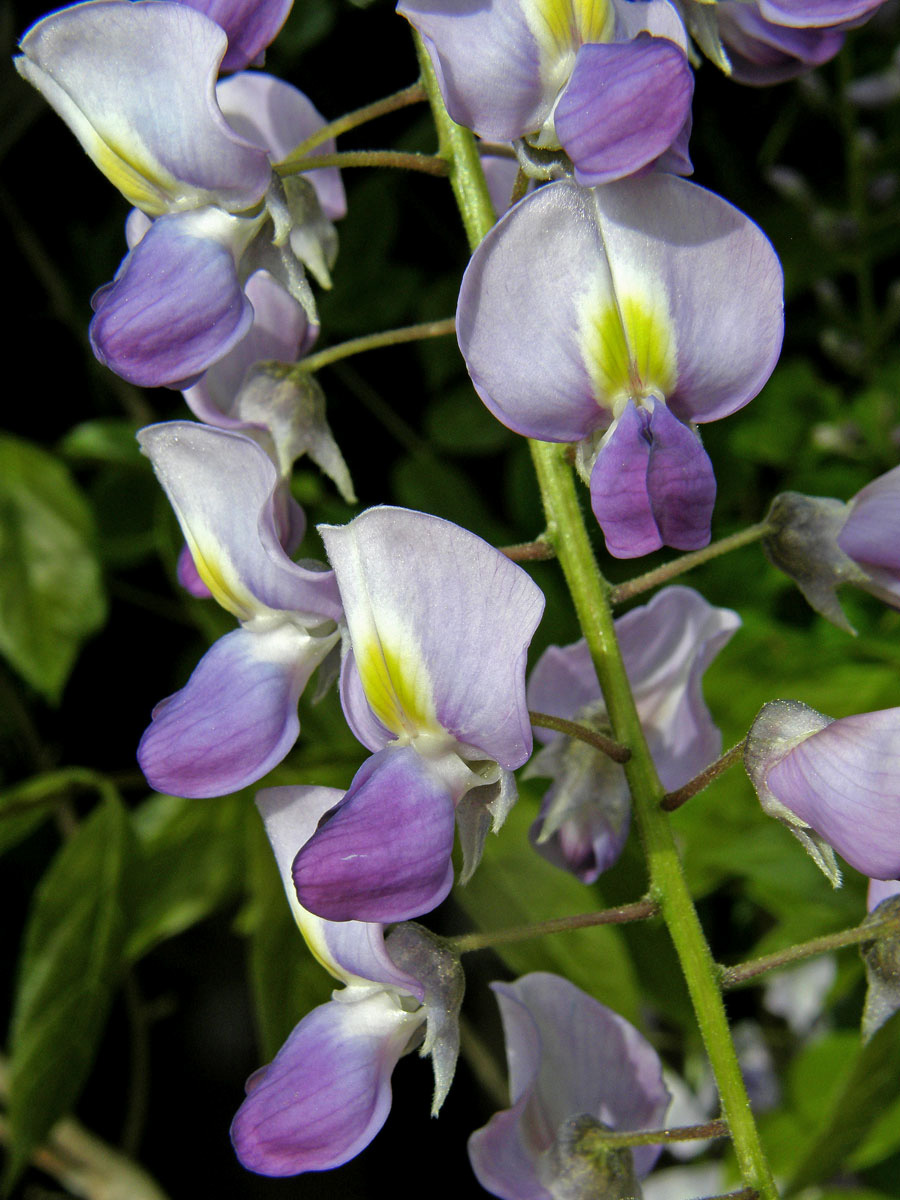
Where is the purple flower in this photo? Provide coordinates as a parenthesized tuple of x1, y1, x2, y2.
(175, 0, 293, 72)
(527, 587, 739, 882)
(231, 786, 463, 1175)
(292, 506, 545, 923)
(763, 467, 900, 632)
(457, 175, 784, 557)
(137, 422, 342, 798)
(468, 973, 671, 1199)
(400, 0, 694, 185)
(714, 1, 846, 84)
(16, 3, 340, 387)
(745, 700, 900, 884)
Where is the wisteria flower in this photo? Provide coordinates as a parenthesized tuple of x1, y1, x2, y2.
(713, 2, 846, 83)
(137, 422, 342, 797)
(291, 506, 545, 923)
(232, 786, 463, 1174)
(176, 0, 293, 72)
(400, 0, 694, 185)
(745, 699, 900, 884)
(468, 973, 671, 1199)
(16, 2, 337, 386)
(457, 175, 784, 557)
(527, 587, 739, 881)
(763, 467, 900, 632)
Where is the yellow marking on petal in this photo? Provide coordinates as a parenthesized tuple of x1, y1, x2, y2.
(357, 636, 438, 740)
(186, 539, 258, 623)
(521, 0, 614, 68)
(580, 282, 678, 415)
(92, 137, 176, 216)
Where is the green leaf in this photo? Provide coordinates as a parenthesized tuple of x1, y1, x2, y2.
(0, 768, 114, 858)
(58, 418, 143, 466)
(454, 786, 642, 1026)
(4, 792, 132, 1188)
(0, 434, 107, 702)
(785, 1014, 900, 1194)
(241, 812, 333, 1061)
(125, 792, 248, 962)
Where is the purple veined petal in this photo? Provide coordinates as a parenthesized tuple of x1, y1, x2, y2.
(617, 586, 739, 790)
(138, 422, 341, 621)
(176, 0, 293, 71)
(90, 209, 258, 389)
(217, 72, 347, 220)
(16, 1, 271, 216)
(292, 745, 457, 923)
(766, 708, 900, 879)
(184, 271, 315, 427)
(555, 36, 694, 186)
(320, 507, 544, 767)
(716, 3, 844, 84)
(645, 401, 716, 551)
(837, 465, 900, 606)
(757, 0, 883, 28)
(231, 988, 422, 1175)
(480, 149, 524, 215)
(589, 402, 660, 557)
(868, 877, 900, 911)
(255, 785, 424, 996)
(397, 0, 549, 142)
(138, 623, 335, 797)
(471, 973, 670, 1194)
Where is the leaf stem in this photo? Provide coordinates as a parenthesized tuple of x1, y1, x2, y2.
(662, 740, 747, 812)
(609, 522, 771, 605)
(302, 318, 456, 373)
(451, 897, 659, 955)
(529, 710, 631, 763)
(273, 80, 426, 172)
(281, 149, 448, 176)
(499, 538, 557, 562)
(582, 1118, 730, 1150)
(721, 910, 900, 989)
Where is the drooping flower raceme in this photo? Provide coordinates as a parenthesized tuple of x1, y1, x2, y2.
(457, 175, 784, 557)
(291, 506, 545, 923)
(527, 586, 739, 881)
(137, 422, 342, 797)
(745, 699, 900, 885)
(400, 0, 695, 185)
(232, 786, 463, 1175)
(16, 1, 331, 387)
(763, 466, 900, 632)
(468, 973, 671, 1200)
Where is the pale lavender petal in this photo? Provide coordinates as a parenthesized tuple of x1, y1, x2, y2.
(321, 507, 544, 768)
(526, 642, 602, 745)
(177, 0, 293, 71)
(480, 151, 523, 215)
(758, 0, 883, 28)
(618, 587, 739, 790)
(868, 878, 900, 911)
(231, 989, 421, 1174)
(137, 625, 329, 797)
(717, 3, 844, 84)
(255, 785, 423, 995)
(184, 271, 315, 426)
(16, 1, 270, 215)
(766, 709, 900, 878)
(292, 746, 456, 922)
(838, 466, 900, 605)
(138, 422, 341, 621)
(217, 72, 346, 219)
(90, 211, 254, 388)
(339, 648, 396, 754)
(398, 0, 546, 141)
(177, 543, 213, 599)
(589, 402, 660, 557)
(556, 37, 694, 186)
(645, 402, 716, 551)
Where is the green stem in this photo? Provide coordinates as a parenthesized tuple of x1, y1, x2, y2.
(499, 538, 557, 562)
(528, 443, 779, 1200)
(417, 46, 779, 1200)
(452, 897, 659, 955)
(281, 149, 448, 176)
(721, 910, 900, 989)
(609, 522, 771, 605)
(582, 1118, 729, 1150)
(662, 740, 747, 812)
(302, 318, 456, 373)
(273, 81, 426, 172)
(529, 710, 631, 764)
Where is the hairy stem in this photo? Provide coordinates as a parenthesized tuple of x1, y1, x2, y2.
(302, 318, 456, 373)
(529, 710, 631, 763)
(282, 149, 448, 176)
(499, 538, 557, 562)
(609, 522, 771, 605)
(582, 1118, 730, 1150)
(452, 898, 659, 955)
(662, 740, 747, 812)
(274, 80, 426, 172)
